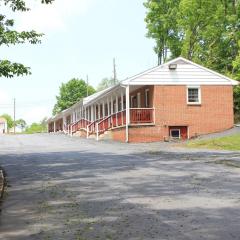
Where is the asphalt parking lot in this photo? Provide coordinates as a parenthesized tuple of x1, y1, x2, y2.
(0, 134, 240, 240)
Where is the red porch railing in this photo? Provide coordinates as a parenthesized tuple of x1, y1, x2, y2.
(69, 108, 155, 138)
(71, 118, 91, 134)
(87, 117, 106, 138)
(97, 110, 126, 136)
(130, 108, 154, 124)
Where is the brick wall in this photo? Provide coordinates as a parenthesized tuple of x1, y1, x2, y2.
(153, 85, 234, 139)
(112, 85, 234, 143)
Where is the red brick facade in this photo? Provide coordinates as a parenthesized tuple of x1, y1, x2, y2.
(112, 85, 234, 143)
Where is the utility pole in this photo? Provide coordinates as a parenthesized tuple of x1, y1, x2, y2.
(13, 98, 16, 134)
(113, 58, 117, 85)
(86, 75, 89, 97)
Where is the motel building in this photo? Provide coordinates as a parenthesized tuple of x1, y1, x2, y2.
(48, 57, 238, 143)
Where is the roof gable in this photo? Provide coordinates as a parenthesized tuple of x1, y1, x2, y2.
(122, 57, 238, 86)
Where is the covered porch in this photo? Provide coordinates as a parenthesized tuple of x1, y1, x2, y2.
(69, 85, 155, 141)
(48, 84, 155, 142)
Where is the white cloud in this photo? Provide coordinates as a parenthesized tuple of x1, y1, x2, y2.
(16, 0, 94, 32)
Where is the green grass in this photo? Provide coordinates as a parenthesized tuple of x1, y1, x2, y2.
(186, 134, 240, 151)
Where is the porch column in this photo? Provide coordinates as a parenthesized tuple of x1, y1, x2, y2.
(125, 85, 130, 142)
(98, 103, 101, 119)
(121, 90, 124, 125)
(63, 116, 67, 132)
(95, 104, 97, 120)
(91, 105, 94, 122)
(107, 97, 110, 116)
(102, 100, 105, 118)
(80, 106, 82, 119)
(88, 107, 91, 121)
(111, 96, 113, 114)
(53, 121, 56, 133)
(116, 94, 118, 126)
(92, 104, 95, 121)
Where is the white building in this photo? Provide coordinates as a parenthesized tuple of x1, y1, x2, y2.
(0, 118, 8, 134)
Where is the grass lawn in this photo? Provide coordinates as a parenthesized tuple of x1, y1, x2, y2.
(186, 134, 240, 151)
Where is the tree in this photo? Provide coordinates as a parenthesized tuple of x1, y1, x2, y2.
(234, 86, 240, 123)
(40, 117, 48, 131)
(97, 77, 119, 91)
(144, 0, 240, 119)
(144, 0, 181, 64)
(15, 119, 26, 131)
(25, 123, 45, 134)
(24, 117, 48, 134)
(1, 114, 13, 130)
(53, 78, 96, 115)
(144, 0, 240, 73)
(0, 0, 53, 78)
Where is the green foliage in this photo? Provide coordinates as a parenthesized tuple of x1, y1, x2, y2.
(0, 0, 53, 78)
(144, 0, 240, 117)
(234, 86, 240, 122)
(15, 118, 26, 130)
(0, 114, 13, 129)
(144, 0, 240, 74)
(97, 77, 119, 91)
(144, 0, 181, 64)
(25, 123, 45, 134)
(24, 117, 48, 134)
(53, 78, 96, 115)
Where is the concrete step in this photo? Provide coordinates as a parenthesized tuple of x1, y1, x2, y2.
(98, 130, 112, 140)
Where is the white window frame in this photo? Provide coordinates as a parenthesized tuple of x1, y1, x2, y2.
(137, 92, 141, 108)
(145, 89, 150, 108)
(170, 129, 181, 139)
(187, 86, 201, 105)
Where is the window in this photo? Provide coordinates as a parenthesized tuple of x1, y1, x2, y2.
(170, 129, 180, 139)
(145, 89, 150, 108)
(137, 92, 141, 108)
(187, 87, 201, 104)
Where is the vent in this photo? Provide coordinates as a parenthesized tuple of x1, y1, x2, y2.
(169, 64, 177, 70)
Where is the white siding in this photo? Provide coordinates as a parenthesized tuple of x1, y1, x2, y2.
(123, 57, 238, 86)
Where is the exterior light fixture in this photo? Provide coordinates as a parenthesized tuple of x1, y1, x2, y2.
(169, 64, 177, 70)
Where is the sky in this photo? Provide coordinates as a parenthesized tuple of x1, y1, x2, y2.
(0, 0, 156, 124)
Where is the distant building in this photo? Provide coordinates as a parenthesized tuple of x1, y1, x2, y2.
(0, 118, 7, 134)
(9, 126, 24, 134)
